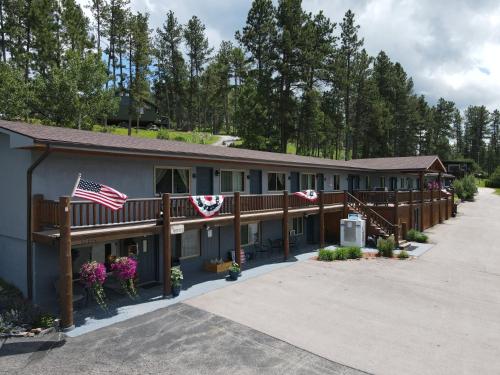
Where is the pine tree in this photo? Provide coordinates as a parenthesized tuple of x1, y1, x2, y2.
(154, 10, 187, 128)
(338, 9, 363, 159)
(184, 15, 212, 131)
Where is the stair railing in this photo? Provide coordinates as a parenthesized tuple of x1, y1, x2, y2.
(345, 192, 400, 244)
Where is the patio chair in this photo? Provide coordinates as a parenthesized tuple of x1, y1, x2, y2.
(253, 242, 271, 259)
(268, 238, 283, 255)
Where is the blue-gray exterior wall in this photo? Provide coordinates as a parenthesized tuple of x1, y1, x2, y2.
(0, 134, 32, 296)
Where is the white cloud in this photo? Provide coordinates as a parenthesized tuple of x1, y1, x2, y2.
(77, 0, 500, 111)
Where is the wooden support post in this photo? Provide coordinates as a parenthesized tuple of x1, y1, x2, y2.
(319, 190, 325, 248)
(419, 172, 425, 231)
(234, 192, 242, 267)
(394, 190, 399, 226)
(430, 189, 434, 226)
(162, 193, 171, 297)
(343, 191, 348, 218)
(409, 190, 414, 229)
(438, 175, 443, 223)
(445, 191, 449, 220)
(282, 191, 289, 259)
(58, 196, 73, 330)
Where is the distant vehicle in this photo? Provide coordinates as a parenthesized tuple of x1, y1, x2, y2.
(147, 124, 160, 131)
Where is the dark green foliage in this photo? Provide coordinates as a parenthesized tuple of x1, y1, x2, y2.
(486, 166, 500, 188)
(398, 250, 409, 259)
(346, 246, 363, 259)
(377, 236, 395, 257)
(406, 229, 428, 243)
(318, 248, 335, 261)
(318, 247, 362, 261)
(453, 175, 477, 201)
(0, 278, 54, 330)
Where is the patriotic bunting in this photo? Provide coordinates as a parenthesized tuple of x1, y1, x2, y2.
(189, 195, 225, 218)
(293, 190, 318, 202)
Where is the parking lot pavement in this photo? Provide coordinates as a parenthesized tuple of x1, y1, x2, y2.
(0, 303, 366, 375)
(187, 188, 500, 375)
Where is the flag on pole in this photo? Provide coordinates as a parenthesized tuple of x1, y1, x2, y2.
(72, 174, 127, 211)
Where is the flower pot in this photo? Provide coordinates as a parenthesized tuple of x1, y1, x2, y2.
(172, 284, 182, 297)
(229, 270, 239, 281)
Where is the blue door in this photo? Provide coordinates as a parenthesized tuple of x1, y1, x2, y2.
(196, 167, 213, 195)
(249, 170, 262, 194)
(290, 172, 300, 192)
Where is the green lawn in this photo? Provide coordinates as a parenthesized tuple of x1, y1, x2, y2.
(93, 125, 220, 145)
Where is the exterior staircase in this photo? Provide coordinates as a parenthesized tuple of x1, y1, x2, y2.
(345, 192, 410, 249)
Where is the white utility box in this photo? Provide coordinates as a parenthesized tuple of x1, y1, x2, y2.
(340, 215, 366, 247)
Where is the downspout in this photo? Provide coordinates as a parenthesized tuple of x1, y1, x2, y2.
(27, 144, 51, 300)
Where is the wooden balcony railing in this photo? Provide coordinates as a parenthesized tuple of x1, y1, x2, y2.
(34, 191, 347, 230)
(34, 189, 451, 231)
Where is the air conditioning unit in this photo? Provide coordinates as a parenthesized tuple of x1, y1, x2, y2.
(340, 217, 366, 247)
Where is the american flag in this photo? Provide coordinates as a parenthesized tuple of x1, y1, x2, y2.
(72, 177, 127, 211)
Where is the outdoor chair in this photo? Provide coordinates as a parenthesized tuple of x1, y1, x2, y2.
(268, 238, 283, 255)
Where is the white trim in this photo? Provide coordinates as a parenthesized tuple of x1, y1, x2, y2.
(220, 169, 245, 194)
(267, 171, 287, 192)
(154, 166, 192, 195)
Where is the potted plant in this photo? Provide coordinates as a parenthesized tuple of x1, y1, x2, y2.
(228, 262, 240, 281)
(111, 257, 138, 299)
(171, 267, 183, 297)
(79, 261, 107, 310)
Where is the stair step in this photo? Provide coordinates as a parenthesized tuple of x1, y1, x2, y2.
(398, 240, 411, 249)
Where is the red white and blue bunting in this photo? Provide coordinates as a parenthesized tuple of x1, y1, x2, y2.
(189, 195, 225, 218)
(293, 190, 318, 202)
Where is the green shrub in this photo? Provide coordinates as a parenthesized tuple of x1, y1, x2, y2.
(377, 236, 395, 258)
(33, 313, 55, 328)
(398, 250, 409, 259)
(157, 129, 170, 140)
(318, 249, 335, 261)
(345, 246, 363, 259)
(332, 247, 348, 260)
(453, 175, 477, 201)
(407, 229, 428, 243)
(486, 166, 500, 188)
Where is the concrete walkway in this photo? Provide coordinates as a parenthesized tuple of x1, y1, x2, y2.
(67, 250, 317, 337)
(187, 188, 500, 375)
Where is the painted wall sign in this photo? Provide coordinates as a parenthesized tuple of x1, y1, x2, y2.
(171, 224, 185, 235)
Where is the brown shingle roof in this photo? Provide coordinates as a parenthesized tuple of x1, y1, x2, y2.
(0, 120, 445, 172)
(345, 155, 445, 172)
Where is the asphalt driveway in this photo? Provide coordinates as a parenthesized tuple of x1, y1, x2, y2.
(0, 303, 365, 375)
(187, 188, 500, 375)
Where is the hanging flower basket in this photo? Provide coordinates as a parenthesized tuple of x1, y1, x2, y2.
(80, 261, 107, 310)
(111, 257, 138, 299)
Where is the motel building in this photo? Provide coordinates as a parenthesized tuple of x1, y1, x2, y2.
(0, 120, 454, 329)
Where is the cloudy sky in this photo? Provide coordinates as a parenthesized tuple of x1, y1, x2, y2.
(79, 0, 500, 111)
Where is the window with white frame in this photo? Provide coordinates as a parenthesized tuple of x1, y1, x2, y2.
(289, 217, 304, 235)
(155, 167, 190, 195)
(241, 223, 259, 246)
(407, 178, 414, 189)
(221, 170, 245, 193)
(400, 178, 405, 189)
(267, 172, 286, 191)
(300, 173, 316, 190)
(333, 175, 340, 190)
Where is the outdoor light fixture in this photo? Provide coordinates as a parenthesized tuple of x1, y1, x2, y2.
(215, 169, 220, 176)
(192, 173, 196, 179)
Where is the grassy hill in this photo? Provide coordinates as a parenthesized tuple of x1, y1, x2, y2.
(93, 125, 220, 145)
